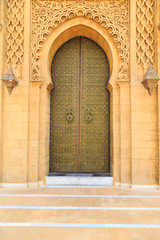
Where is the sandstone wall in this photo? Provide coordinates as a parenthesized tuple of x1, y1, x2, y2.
(0, 0, 159, 188)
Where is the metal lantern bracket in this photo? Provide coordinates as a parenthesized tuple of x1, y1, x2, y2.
(1, 65, 18, 95)
(142, 64, 160, 96)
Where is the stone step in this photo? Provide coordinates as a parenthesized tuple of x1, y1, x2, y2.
(45, 175, 113, 185)
(0, 187, 160, 240)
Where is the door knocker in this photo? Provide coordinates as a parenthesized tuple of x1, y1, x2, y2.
(66, 108, 73, 123)
(85, 108, 93, 123)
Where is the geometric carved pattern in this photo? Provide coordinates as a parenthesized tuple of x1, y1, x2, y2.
(31, 0, 129, 81)
(5, 0, 24, 71)
(136, 0, 155, 71)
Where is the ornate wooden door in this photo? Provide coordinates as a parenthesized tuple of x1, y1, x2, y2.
(50, 37, 110, 173)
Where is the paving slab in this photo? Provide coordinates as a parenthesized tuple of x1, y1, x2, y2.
(0, 186, 160, 240)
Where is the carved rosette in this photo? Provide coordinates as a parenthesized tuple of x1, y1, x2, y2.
(31, 0, 129, 82)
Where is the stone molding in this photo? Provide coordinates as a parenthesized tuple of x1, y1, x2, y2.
(1, 181, 43, 188)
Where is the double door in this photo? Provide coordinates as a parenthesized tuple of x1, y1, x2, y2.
(50, 37, 110, 173)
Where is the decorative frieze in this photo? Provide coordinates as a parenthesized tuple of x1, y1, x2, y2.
(136, 0, 155, 71)
(31, 0, 129, 82)
(5, 0, 25, 73)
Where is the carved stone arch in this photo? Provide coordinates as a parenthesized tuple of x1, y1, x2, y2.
(32, 0, 129, 83)
(39, 17, 120, 89)
(36, 15, 123, 181)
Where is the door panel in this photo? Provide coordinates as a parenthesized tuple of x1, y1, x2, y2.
(50, 37, 110, 173)
(80, 37, 110, 172)
(50, 38, 79, 172)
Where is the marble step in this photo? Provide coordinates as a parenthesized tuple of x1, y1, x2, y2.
(46, 174, 113, 185)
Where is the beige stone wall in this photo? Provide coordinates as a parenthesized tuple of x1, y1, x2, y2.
(157, 1, 160, 186)
(0, 1, 4, 187)
(1, 0, 27, 184)
(130, 0, 159, 187)
(0, 0, 160, 187)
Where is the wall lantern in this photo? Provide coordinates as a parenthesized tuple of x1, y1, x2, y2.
(0, 22, 3, 31)
(1, 65, 18, 95)
(142, 63, 160, 96)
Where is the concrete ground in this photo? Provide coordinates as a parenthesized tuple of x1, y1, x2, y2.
(0, 185, 160, 240)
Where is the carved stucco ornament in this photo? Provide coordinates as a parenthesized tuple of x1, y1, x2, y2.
(1, 65, 18, 95)
(31, 0, 129, 82)
(142, 64, 160, 96)
(136, 0, 155, 70)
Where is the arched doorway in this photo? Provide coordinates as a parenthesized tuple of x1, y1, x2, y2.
(50, 36, 110, 173)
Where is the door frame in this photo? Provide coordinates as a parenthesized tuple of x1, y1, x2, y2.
(39, 17, 120, 181)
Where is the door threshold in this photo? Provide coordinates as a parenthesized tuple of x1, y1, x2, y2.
(46, 174, 113, 186)
(48, 172, 111, 177)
